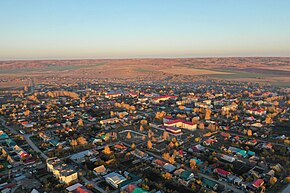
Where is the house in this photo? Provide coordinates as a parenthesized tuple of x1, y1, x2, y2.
(214, 168, 231, 178)
(163, 126, 182, 134)
(66, 183, 83, 192)
(191, 158, 203, 165)
(104, 172, 126, 189)
(174, 168, 194, 181)
(234, 177, 243, 186)
(163, 163, 176, 173)
(0, 130, 9, 139)
(93, 165, 107, 176)
(114, 143, 127, 151)
(73, 187, 93, 193)
(246, 139, 258, 146)
(122, 183, 150, 193)
(157, 126, 182, 139)
(195, 102, 213, 109)
(189, 144, 207, 153)
(220, 132, 231, 138)
(130, 149, 149, 160)
(202, 178, 218, 191)
(219, 154, 235, 163)
(246, 108, 266, 116)
(70, 150, 96, 163)
(152, 159, 166, 167)
(262, 143, 273, 149)
(203, 138, 217, 146)
(163, 115, 173, 123)
(252, 179, 264, 189)
(39, 132, 50, 141)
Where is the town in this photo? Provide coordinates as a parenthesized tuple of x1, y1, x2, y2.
(0, 79, 289, 193)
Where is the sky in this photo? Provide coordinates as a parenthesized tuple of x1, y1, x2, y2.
(0, 0, 290, 60)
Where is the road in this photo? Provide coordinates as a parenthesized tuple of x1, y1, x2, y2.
(281, 183, 290, 193)
(0, 117, 48, 160)
(24, 134, 48, 160)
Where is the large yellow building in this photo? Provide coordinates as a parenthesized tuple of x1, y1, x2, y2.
(46, 157, 78, 184)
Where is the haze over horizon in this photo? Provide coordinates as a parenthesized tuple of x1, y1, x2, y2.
(1, 0, 290, 60)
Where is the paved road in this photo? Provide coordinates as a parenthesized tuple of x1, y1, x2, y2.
(24, 134, 48, 160)
(281, 183, 290, 193)
(0, 117, 48, 160)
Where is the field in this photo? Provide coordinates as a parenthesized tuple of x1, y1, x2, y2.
(0, 57, 289, 87)
(159, 67, 233, 76)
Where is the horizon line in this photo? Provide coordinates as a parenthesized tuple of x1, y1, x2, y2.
(1, 55, 290, 62)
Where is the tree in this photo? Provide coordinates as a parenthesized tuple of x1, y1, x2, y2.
(126, 131, 131, 140)
(208, 123, 216, 131)
(24, 110, 30, 116)
(190, 159, 196, 170)
(205, 109, 211, 120)
(168, 155, 175, 164)
(162, 131, 170, 140)
(155, 111, 166, 119)
(270, 177, 277, 186)
(174, 141, 179, 147)
(131, 143, 136, 149)
(148, 130, 154, 139)
(56, 144, 63, 153)
(168, 142, 174, 149)
(162, 172, 172, 180)
(195, 137, 201, 142)
(162, 152, 170, 161)
(77, 136, 88, 146)
(140, 125, 144, 132)
(103, 145, 112, 155)
(147, 140, 152, 149)
(198, 122, 205, 129)
(78, 119, 84, 126)
(265, 116, 272, 124)
(112, 132, 117, 140)
(70, 139, 78, 150)
(284, 176, 290, 183)
(140, 119, 148, 125)
(247, 130, 252, 137)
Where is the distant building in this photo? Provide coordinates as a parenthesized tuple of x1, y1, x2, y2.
(164, 119, 197, 131)
(100, 117, 119, 125)
(222, 103, 238, 111)
(152, 95, 178, 103)
(105, 91, 122, 98)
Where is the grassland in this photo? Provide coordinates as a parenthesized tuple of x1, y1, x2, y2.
(0, 63, 106, 74)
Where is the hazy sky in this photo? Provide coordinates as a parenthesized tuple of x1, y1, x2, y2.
(0, 0, 290, 60)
